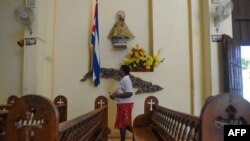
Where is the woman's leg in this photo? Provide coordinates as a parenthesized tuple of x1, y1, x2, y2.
(120, 128, 126, 141)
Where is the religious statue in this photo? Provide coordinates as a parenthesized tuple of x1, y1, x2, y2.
(108, 10, 135, 48)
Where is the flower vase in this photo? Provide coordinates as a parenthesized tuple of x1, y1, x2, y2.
(131, 66, 153, 72)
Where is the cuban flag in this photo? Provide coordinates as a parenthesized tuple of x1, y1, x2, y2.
(91, 0, 100, 86)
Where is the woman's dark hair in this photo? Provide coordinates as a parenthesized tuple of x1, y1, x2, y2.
(120, 65, 130, 75)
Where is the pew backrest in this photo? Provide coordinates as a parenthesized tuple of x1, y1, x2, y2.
(58, 96, 109, 141)
(133, 96, 200, 141)
(6, 94, 59, 141)
(6, 94, 110, 141)
(59, 106, 108, 141)
(0, 95, 18, 140)
(0, 95, 18, 112)
(151, 106, 200, 141)
(54, 95, 67, 123)
(7, 95, 18, 105)
(200, 93, 250, 141)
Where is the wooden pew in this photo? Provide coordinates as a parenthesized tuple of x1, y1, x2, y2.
(0, 110, 8, 141)
(133, 94, 250, 141)
(54, 95, 67, 123)
(200, 93, 250, 141)
(0, 95, 18, 112)
(133, 96, 200, 141)
(59, 95, 110, 141)
(7, 95, 18, 105)
(1, 95, 68, 141)
(0, 95, 18, 141)
(5, 94, 110, 141)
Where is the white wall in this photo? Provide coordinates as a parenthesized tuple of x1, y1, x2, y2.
(0, 0, 233, 130)
(52, 0, 191, 129)
(209, 1, 233, 97)
(0, 0, 24, 103)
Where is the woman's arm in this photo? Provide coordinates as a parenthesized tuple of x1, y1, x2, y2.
(110, 91, 132, 99)
(115, 92, 132, 98)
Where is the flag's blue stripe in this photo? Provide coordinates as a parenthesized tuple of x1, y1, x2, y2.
(93, 52, 100, 85)
(92, 0, 100, 86)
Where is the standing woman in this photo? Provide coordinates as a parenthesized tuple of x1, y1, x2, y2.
(110, 65, 133, 141)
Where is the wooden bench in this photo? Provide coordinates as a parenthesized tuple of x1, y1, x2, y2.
(133, 96, 200, 141)
(54, 95, 67, 123)
(0, 95, 18, 112)
(0, 95, 18, 141)
(1, 95, 67, 123)
(133, 94, 250, 141)
(0, 95, 68, 141)
(200, 93, 250, 141)
(5, 94, 110, 141)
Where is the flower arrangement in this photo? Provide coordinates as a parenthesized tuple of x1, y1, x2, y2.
(122, 44, 164, 71)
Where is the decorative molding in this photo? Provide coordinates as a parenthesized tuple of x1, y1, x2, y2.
(81, 68, 163, 94)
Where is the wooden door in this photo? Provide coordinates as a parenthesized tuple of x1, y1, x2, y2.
(221, 34, 243, 96)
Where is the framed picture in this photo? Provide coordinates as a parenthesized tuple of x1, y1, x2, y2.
(25, 38, 36, 45)
(211, 35, 222, 42)
(26, 0, 36, 8)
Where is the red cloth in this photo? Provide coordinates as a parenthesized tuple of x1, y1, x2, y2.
(115, 103, 133, 129)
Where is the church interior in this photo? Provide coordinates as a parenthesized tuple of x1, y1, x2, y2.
(1, 0, 250, 140)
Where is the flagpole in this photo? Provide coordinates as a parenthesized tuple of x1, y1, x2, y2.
(88, 0, 93, 72)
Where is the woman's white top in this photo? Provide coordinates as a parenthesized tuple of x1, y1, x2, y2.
(116, 75, 133, 104)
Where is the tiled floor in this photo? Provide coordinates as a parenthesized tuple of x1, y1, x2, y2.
(108, 129, 132, 141)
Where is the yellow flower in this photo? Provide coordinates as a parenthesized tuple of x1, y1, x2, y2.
(122, 44, 164, 70)
(153, 55, 161, 66)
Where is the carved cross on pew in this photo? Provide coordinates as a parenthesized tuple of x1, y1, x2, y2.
(95, 96, 108, 109)
(148, 99, 156, 111)
(10, 98, 16, 104)
(214, 105, 247, 127)
(98, 99, 105, 107)
(14, 107, 47, 140)
(57, 99, 64, 105)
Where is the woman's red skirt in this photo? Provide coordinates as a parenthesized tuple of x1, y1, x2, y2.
(115, 103, 133, 129)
